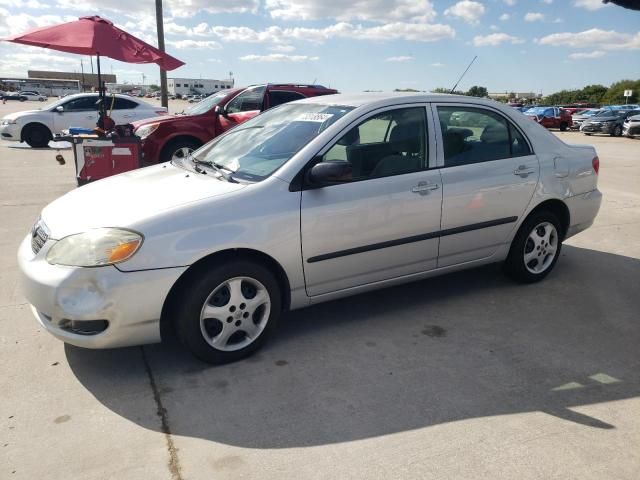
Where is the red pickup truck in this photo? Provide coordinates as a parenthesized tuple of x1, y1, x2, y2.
(523, 106, 573, 131)
(132, 83, 338, 164)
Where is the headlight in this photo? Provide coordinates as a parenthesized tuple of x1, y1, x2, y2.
(1, 119, 17, 125)
(46, 228, 143, 267)
(135, 123, 159, 139)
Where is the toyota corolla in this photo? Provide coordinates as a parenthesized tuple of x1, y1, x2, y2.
(18, 93, 602, 364)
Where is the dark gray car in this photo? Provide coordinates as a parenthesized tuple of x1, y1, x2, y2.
(580, 109, 640, 136)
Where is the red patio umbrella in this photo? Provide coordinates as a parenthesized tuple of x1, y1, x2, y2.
(4, 15, 184, 115)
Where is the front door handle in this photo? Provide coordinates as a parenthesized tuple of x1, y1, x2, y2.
(411, 182, 439, 195)
(513, 165, 536, 177)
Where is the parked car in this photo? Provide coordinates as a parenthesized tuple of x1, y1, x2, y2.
(19, 91, 48, 102)
(0, 93, 168, 148)
(18, 93, 602, 363)
(571, 108, 602, 130)
(2, 93, 28, 102)
(523, 106, 572, 131)
(580, 109, 640, 136)
(622, 113, 640, 137)
(133, 83, 339, 163)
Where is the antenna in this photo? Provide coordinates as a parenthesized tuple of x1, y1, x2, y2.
(450, 55, 477, 94)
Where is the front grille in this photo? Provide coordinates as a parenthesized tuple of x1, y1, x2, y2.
(31, 221, 49, 254)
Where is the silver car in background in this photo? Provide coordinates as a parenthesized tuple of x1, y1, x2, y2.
(18, 93, 602, 364)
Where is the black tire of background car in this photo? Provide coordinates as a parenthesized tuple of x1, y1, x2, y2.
(176, 260, 282, 364)
(559, 122, 568, 132)
(159, 138, 202, 163)
(503, 211, 563, 283)
(23, 124, 52, 148)
(612, 125, 623, 137)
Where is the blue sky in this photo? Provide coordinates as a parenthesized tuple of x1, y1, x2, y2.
(0, 0, 639, 94)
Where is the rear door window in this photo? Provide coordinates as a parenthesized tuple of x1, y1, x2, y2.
(268, 90, 306, 109)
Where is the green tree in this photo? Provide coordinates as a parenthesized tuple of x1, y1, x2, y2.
(148, 84, 160, 91)
(466, 85, 488, 97)
(601, 79, 640, 104)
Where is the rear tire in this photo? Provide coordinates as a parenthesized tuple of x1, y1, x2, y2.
(559, 122, 568, 132)
(159, 138, 201, 163)
(611, 125, 622, 137)
(23, 124, 52, 148)
(504, 211, 563, 283)
(176, 260, 282, 364)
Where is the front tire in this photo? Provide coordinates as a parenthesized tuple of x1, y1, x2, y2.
(23, 124, 52, 148)
(504, 211, 562, 283)
(611, 125, 622, 137)
(159, 138, 201, 163)
(176, 260, 282, 364)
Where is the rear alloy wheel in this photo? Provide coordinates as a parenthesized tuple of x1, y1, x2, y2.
(23, 124, 52, 148)
(504, 212, 562, 283)
(612, 125, 622, 137)
(176, 260, 281, 364)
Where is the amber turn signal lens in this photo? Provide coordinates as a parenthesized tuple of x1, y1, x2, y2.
(107, 240, 141, 263)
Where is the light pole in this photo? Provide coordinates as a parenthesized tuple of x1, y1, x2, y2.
(155, 0, 168, 108)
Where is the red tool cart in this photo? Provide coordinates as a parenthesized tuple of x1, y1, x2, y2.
(57, 134, 142, 186)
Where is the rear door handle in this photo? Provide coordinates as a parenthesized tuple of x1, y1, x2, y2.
(411, 182, 439, 195)
(513, 165, 536, 177)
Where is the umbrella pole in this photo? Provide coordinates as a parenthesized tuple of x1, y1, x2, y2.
(96, 53, 105, 118)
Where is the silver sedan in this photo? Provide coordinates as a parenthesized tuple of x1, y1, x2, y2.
(18, 93, 602, 363)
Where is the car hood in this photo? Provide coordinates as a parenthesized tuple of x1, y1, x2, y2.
(585, 116, 619, 122)
(2, 109, 42, 121)
(131, 114, 179, 129)
(41, 163, 245, 239)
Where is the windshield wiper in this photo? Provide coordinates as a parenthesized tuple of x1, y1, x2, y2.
(192, 157, 238, 183)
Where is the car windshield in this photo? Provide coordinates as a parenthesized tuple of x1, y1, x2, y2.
(579, 109, 601, 116)
(183, 91, 229, 115)
(524, 107, 549, 115)
(594, 110, 621, 117)
(187, 103, 354, 182)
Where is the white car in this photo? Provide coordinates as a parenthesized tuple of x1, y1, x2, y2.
(20, 91, 48, 102)
(18, 93, 602, 364)
(0, 93, 168, 148)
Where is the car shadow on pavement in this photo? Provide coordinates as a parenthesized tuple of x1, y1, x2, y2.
(66, 245, 640, 448)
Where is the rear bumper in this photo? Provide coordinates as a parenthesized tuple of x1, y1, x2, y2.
(565, 189, 602, 239)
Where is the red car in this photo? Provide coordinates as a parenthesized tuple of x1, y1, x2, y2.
(133, 84, 338, 164)
(523, 106, 573, 131)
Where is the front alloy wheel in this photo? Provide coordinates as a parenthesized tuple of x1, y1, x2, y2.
(171, 146, 194, 161)
(200, 277, 271, 352)
(177, 260, 282, 364)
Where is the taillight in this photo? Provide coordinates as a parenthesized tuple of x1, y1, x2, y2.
(592, 156, 599, 175)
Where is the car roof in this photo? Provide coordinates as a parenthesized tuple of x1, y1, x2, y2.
(292, 92, 497, 108)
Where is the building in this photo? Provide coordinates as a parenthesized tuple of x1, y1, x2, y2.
(105, 83, 149, 95)
(28, 70, 117, 91)
(0, 76, 81, 96)
(167, 77, 234, 96)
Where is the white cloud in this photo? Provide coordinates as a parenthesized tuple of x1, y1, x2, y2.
(52, 0, 258, 18)
(264, 0, 436, 23)
(503, 0, 516, 5)
(0, 12, 75, 37)
(574, 0, 606, 10)
(444, 1, 485, 24)
(0, 48, 81, 75)
(490, 24, 499, 31)
(553, 18, 563, 23)
(385, 55, 413, 62)
(537, 28, 640, 50)
(524, 12, 545, 21)
(542, 0, 553, 4)
(207, 22, 455, 44)
(166, 39, 221, 50)
(473, 33, 524, 46)
(269, 44, 296, 52)
(0, 0, 49, 7)
(239, 54, 319, 62)
(431, 62, 445, 67)
(499, 13, 510, 20)
(569, 50, 606, 59)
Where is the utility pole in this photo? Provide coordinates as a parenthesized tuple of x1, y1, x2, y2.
(80, 59, 86, 92)
(155, 0, 168, 108)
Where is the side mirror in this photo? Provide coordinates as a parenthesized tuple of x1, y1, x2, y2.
(307, 160, 353, 186)
(55, 106, 64, 113)
(214, 105, 229, 118)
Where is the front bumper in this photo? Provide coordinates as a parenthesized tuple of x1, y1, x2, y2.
(0, 123, 21, 140)
(565, 189, 602, 239)
(580, 123, 615, 134)
(623, 123, 640, 137)
(17, 234, 187, 349)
